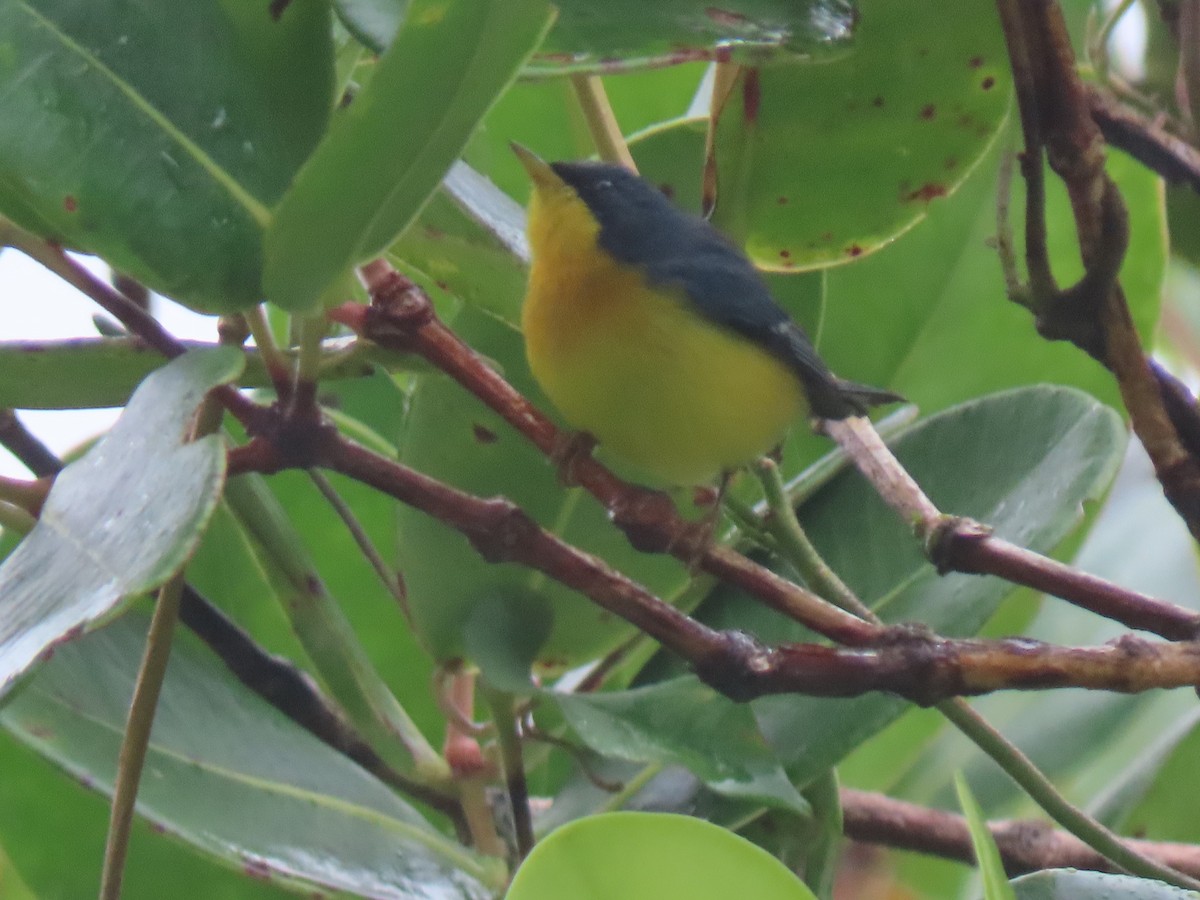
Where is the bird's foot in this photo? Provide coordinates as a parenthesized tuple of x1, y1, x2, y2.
(550, 430, 598, 487)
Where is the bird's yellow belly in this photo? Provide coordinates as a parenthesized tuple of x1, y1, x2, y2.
(522, 259, 806, 485)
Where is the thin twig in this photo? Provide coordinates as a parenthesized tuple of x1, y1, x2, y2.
(0, 409, 62, 476)
(0, 223, 264, 430)
(751, 458, 875, 621)
(1086, 83, 1200, 193)
(308, 469, 409, 613)
(570, 75, 638, 172)
(243, 304, 291, 397)
(841, 788, 1200, 878)
(99, 572, 186, 900)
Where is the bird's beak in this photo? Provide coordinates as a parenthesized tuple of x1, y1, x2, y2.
(511, 141, 564, 190)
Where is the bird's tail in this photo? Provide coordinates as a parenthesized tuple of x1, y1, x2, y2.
(833, 378, 905, 414)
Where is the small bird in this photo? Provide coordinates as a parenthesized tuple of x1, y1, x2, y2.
(513, 144, 901, 487)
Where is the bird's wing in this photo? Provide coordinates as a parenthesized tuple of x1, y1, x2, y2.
(644, 250, 864, 417)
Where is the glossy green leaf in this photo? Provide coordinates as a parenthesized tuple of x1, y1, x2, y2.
(0, 348, 240, 700)
(1009, 870, 1200, 899)
(818, 140, 1166, 422)
(337, 0, 854, 77)
(0, 612, 499, 899)
(0, 727, 300, 900)
(396, 304, 689, 668)
(554, 677, 809, 813)
(662, 386, 1125, 784)
(955, 774, 1016, 900)
(506, 812, 817, 900)
(0, 0, 332, 313)
(265, 0, 553, 313)
(711, 0, 1010, 269)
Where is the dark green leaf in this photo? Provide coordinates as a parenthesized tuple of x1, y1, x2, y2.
(0, 348, 240, 700)
(553, 677, 809, 813)
(0, 727, 300, 899)
(0, 0, 332, 312)
(265, 0, 553, 312)
(1, 611, 500, 899)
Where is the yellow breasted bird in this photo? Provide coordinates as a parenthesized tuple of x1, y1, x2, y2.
(514, 144, 902, 486)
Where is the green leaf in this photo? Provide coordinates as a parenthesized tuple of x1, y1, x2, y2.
(817, 140, 1166, 421)
(1, 611, 499, 899)
(1009, 870, 1200, 899)
(0, 338, 390, 410)
(553, 677, 809, 814)
(711, 0, 1010, 268)
(662, 386, 1126, 783)
(223, 469, 443, 782)
(0, 0, 332, 313)
(1106, 712, 1200, 843)
(0, 348, 240, 700)
(0, 728, 300, 899)
(506, 812, 817, 900)
(336, 0, 855, 76)
(265, 0, 554, 313)
(955, 773, 1016, 900)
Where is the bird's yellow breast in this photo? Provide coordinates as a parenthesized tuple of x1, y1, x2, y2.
(521, 185, 805, 485)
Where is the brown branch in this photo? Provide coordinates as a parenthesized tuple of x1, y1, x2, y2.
(1086, 83, 1200, 193)
(939, 532, 1200, 640)
(842, 788, 1200, 878)
(0, 409, 63, 477)
(738, 631, 1200, 704)
(314, 433, 1200, 705)
(997, 0, 1200, 544)
(177, 587, 461, 821)
(822, 417, 1200, 643)
(320, 434, 741, 663)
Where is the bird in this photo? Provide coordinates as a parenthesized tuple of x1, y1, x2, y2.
(512, 143, 901, 487)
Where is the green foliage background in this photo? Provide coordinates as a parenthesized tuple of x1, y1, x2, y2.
(0, 0, 1197, 898)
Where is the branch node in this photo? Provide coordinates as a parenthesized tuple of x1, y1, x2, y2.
(609, 487, 693, 555)
(927, 515, 992, 575)
(363, 270, 435, 351)
(693, 629, 771, 702)
(467, 499, 543, 564)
